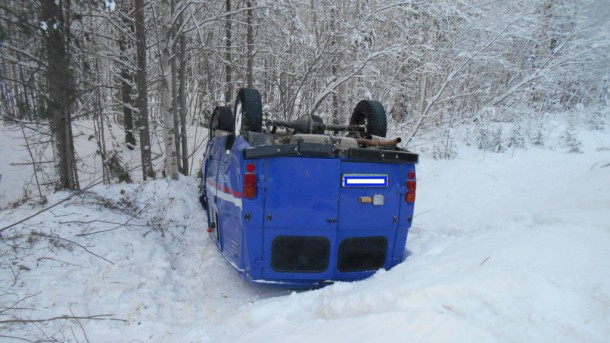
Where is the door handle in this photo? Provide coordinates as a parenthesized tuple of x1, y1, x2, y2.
(327, 218, 337, 223)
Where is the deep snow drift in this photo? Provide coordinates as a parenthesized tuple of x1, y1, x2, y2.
(1, 121, 609, 342)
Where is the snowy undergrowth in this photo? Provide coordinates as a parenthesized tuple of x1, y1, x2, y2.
(0, 176, 286, 342)
(405, 106, 610, 159)
(0, 118, 210, 210)
(1, 110, 609, 342)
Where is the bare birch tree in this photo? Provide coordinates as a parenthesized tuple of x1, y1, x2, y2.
(159, 0, 179, 179)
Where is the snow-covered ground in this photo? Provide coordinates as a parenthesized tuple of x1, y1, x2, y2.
(1, 117, 609, 342)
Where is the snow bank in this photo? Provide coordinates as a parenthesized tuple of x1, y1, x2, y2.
(1, 121, 609, 342)
(222, 142, 610, 343)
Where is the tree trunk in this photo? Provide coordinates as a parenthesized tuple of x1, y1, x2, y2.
(0, 60, 12, 118)
(330, 6, 340, 126)
(119, 26, 136, 150)
(172, 49, 181, 173)
(135, 0, 155, 180)
(246, 0, 254, 89)
(11, 63, 20, 117)
(18, 66, 32, 120)
(224, 0, 232, 104)
(179, 28, 189, 175)
(41, 0, 79, 190)
(171, 0, 182, 173)
(161, 0, 179, 180)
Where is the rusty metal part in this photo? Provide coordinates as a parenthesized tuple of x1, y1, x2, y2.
(356, 137, 402, 147)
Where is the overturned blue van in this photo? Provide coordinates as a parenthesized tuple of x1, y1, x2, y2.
(200, 88, 418, 288)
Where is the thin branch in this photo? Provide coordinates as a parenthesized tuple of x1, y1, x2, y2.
(0, 43, 47, 69)
(0, 192, 81, 234)
(37, 257, 88, 268)
(403, 20, 516, 144)
(0, 334, 32, 342)
(0, 293, 40, 315)
(20, 124, 43, 198)
(306, 48, 397, 117)
(487, 40, 570, 107)
(70, 305, 91, 343)
(0, 314, 127, 324)
(30, 232, 114, 265)
(0, 158, 148, 233)
(75, 213, 143, 237)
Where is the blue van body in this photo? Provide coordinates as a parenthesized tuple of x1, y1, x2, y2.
(202, 132, 418, 288)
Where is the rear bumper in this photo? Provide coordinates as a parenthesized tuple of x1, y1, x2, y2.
(245, 276, 335, 289)
(240, 233, 406, 288)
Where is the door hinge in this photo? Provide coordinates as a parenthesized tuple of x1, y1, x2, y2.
(258, 179, 272, 189)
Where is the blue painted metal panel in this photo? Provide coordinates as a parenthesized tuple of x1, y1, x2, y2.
(203, 134, 417, 288)
(260, 157, 340, 282)
(216, 137, 249, 269)
(338, 162, 402, 232)
(203, 136, 224, 250)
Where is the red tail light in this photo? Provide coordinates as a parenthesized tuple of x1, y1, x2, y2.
(406, 171, 416, 203)
(244, 163, 257, 199)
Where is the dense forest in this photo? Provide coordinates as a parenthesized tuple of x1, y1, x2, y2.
(1, 0, 608, 195)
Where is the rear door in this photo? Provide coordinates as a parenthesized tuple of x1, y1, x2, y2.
(261, 157, 340, 280)
(336, 161, 404, 272)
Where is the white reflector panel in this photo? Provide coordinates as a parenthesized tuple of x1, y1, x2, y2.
(342, 174, 388, 187)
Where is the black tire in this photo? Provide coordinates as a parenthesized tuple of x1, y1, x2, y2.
(234, 88, 263, 134)
(210, 106, 234, 138)
(349, 100, 387, 138)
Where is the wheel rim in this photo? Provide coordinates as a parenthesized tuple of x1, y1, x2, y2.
(350, 100, 387, 138)
(354, 112, 368, 133)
